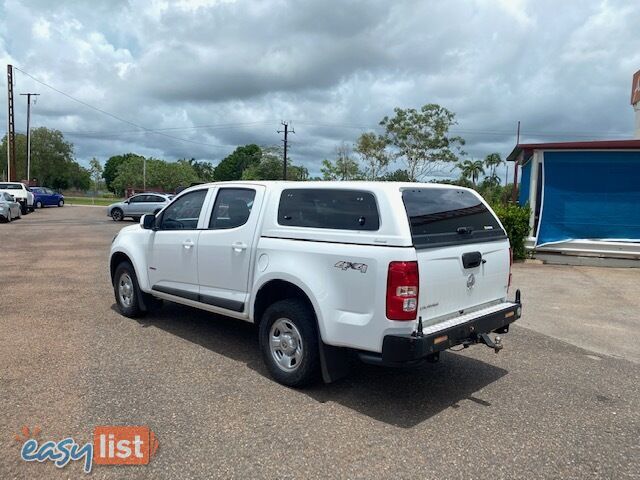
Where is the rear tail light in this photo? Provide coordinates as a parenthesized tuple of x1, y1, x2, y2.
(386, 261, 419, 321)
(508, 247, 513, 292)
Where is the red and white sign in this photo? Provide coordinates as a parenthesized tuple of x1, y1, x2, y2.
(631, 70, 640, 105)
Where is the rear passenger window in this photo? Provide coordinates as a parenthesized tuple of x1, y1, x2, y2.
(209, 188, 256, 229)
(278, 189, 380, 231)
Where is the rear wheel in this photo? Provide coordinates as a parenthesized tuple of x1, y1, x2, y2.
(111, 208, 124, 221)
(20, 202, 27, 215)
(259, 299, 320, 387)
(113, 262, 144, 318)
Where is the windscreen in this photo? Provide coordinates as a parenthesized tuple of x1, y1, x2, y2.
(402, 188, 506, 248)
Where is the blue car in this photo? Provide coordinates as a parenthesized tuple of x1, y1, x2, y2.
(30, 187, 65, 208)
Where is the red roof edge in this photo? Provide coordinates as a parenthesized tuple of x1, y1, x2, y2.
(506, 139, 640, 163)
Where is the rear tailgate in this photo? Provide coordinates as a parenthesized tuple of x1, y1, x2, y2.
(401, 187, 511, 329)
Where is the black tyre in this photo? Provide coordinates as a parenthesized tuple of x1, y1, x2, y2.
(58, 199, 64, 207)
(20, 203, 27, 215)
(36, 201, 43, 209)
(259, 299, 320, 387)
(113, 262, 145, 318)
(111, 208, 124, 221)
(28, 206, 34, 212)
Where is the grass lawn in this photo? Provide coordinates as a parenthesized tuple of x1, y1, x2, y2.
(65, 196, 121, 206)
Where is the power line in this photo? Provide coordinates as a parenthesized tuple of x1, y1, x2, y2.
(12, 67, 232, 149)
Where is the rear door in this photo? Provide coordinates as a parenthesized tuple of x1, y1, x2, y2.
(401, 187, 510, 327)
(196, 186, 264, 314)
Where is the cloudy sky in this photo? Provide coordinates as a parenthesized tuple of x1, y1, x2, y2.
(1, 0, 639, 178)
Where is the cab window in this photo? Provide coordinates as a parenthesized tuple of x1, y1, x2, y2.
(159, 190, 207, 230)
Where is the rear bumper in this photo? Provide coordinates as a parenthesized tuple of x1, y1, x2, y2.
(379, 290, 522, 364)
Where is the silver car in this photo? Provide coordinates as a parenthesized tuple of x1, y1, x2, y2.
(107, 193, 173, 221)
(0, 192, 22, 222)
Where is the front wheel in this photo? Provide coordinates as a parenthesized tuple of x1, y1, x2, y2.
(36, 201, 43, 209)
(58, 199, 64, 207)
(111, 208, 124, 221)
(113, 262, 144, 318)
(259, 299, 320, 387)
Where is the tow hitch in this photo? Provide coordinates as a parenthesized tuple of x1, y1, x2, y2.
(478, 333, 503, 353)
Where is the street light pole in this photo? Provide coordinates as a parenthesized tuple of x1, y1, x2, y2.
(20, 93, 40, 182)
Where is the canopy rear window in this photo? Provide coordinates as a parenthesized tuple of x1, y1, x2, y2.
(402, 188, 506, 248)
(0, 183, 22, 190)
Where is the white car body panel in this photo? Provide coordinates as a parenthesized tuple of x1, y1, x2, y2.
(110, 181, 512, 354)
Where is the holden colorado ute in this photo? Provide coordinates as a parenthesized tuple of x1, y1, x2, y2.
(109, 181, 522, 386)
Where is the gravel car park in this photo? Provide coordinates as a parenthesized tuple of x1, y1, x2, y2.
(1, 206, 638, 479)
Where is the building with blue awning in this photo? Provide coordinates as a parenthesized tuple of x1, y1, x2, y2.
(507, 140, 640, 263)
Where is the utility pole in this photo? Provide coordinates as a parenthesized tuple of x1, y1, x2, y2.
(277, 121, 294, 180)
(143, 156, 146, 191)
(6, 65, 17, 181)
(20, 92, 40, 183)
(511, 120, 521, 202)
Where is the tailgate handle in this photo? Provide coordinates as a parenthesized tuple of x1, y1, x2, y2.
(462, 251, 482, 269)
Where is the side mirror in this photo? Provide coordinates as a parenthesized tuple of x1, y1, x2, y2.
(141, 214, 156, 230)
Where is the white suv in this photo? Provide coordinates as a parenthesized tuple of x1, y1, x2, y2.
(109, 181, 521, 386)
(0, 182, 34, 214)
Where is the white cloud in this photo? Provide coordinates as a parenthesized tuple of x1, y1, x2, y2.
(1, 0, 639, 177)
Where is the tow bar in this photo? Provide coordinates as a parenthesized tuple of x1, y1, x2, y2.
(478, 333, 503, 353)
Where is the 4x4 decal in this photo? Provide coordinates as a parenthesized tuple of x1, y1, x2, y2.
(334, 261, 368, 274)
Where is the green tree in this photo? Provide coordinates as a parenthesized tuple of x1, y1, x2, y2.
(103, 153, 143, 194)
(1, 128, 90, 190)
(483, 152, 503, 185)
(214, 144, 261, 181)
(355, 132, 390, 180)
(88, 158, 103, 196)
(112, 156, 199, 194)
(458, 159, 485, 187)
(380, 104, 465, 181)
(320, 143, 361, 180)
(179, 158, 215, 182)
(378, 169, 412, 182)
(242, 147, 308, 180)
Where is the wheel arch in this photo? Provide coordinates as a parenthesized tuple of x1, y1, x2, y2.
(110, 251, 134, 284)
(252, 278, 320, 332)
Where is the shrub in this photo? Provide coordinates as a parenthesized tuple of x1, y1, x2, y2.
(491, 202, 531, 260)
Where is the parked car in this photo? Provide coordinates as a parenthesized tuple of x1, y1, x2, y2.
(0, 192, 22, 222)
(30, 187, 65, 208)
(107, 193, 172, 221)
(0, 182, 34, 214)
(109, 181, 522, 387)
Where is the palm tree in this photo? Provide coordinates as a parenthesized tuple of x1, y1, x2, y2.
(484, 153, 503, 181)
(459, 159, 485, 187)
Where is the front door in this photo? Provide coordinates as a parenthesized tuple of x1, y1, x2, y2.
(197, 186, 264, 314)
(147, 189, 210, 301)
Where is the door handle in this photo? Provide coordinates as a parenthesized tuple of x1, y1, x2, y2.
(232, 241, 247, 252)
(182, 240, 195, 250)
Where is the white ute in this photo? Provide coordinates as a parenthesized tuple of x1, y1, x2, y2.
(109, 181, 522, 386)
(0, 182, 34, 214)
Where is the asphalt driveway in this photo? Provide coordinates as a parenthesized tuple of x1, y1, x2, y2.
(0, 206, 638, 479)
